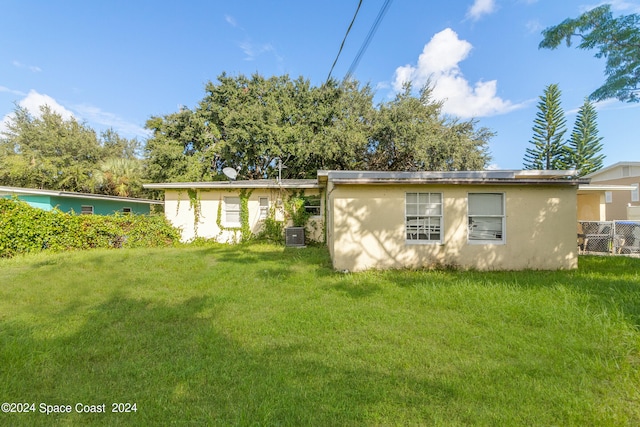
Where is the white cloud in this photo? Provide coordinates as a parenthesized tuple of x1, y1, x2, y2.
(1, 90, 148, 139)
(1, 90, 75, 134)
(12, 60, 42, 73)
(239, 40, 282, 62)
(73, 103, 149, 138)
(392, 28, 523, 118)
(225, 14, 238, 27)
(525, 19, 543, 33)
(20, 90, 75, 119)
(467, 0, 496, 21)
(0, 85, 26, 96)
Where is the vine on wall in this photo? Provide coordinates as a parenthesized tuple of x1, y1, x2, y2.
(187, 188, 201, 235)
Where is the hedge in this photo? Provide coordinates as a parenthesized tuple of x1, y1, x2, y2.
(0, 198, 181, 258)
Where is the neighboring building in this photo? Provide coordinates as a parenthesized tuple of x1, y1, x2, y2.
(583, 162, 640, 220)
(147, 169, 586, 272)
(143, 179, 324, 243)
(0, 186, 162, 215)
(577, 184, 636, 221)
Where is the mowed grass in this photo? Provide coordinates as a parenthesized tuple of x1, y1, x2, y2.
(0, 244, 639, 426)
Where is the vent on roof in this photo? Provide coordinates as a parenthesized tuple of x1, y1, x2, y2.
(285, 227, 305, 247)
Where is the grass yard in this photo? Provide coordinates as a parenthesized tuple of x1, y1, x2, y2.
(0, 244, 639, 426)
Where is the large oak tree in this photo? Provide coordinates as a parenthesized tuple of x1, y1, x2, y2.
(144, 73, 494, 182)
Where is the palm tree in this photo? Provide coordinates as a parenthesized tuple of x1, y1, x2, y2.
(93, 158, 144, 197)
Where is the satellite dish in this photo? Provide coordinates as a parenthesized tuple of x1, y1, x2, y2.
(222, 167, 238, 181)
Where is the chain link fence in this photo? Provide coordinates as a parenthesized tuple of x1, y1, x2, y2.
(578, 221, 640, 255)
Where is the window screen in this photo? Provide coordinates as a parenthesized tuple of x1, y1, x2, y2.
(468, 193, 504, 242)
(406, 192, 442, 242)
(224, 197, 241, 225)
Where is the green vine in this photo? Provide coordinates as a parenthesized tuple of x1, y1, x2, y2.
(187, 188, 201, 235)
(284, 190, 312, 227)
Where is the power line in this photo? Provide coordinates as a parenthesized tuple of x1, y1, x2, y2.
(327, 0, 363, 83)
(345, 0, 393, 81)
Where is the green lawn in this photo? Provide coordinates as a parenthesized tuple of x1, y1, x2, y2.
(0, 244, 639, 426)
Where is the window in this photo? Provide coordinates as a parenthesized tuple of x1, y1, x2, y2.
(224, 197, 241, 226)
(81, 205, 94, 215)
(259, 197, 269, 219)
(406, 192, 442, 243)
(605, 191, 613, 204)
(468, 193, 504, 243)
(122, 207, 132, 214)
(304, 195, 322, 216)
(632, 184, 639, 203)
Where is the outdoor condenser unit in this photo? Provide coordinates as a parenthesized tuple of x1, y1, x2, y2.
(285, 227, 305, 247)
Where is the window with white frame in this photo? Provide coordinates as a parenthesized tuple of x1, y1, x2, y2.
(605, 191, 613, 204)
(406, 192, 442, 243)
(632, 184, 639, 202)
(259, 197, 269, 219)
(468, 193, 505, 243)
(304, 195, 322, 216)
(224, 197, 241, 226)
(81, 205, 94, 215)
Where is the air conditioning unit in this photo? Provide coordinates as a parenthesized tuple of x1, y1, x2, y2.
(285, 227, 305, 247)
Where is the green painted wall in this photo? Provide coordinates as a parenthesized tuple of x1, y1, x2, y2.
(4, 195, 54, 211)
(2, 195, 152, 215)
(50, 197, 151, 215)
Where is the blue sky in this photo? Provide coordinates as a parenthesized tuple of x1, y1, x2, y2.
(1, 0, 638, 169)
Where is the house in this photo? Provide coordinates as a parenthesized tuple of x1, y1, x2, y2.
(583, 162, 640, 220)
(0, 186, 162, 215)
(320, 170, 585, 271)
(147, 169, 586, 271)
(143, 179, 324, 243)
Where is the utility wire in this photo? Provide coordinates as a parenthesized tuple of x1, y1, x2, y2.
(327, 0, 363, 83)
(345, 0, 393, 81)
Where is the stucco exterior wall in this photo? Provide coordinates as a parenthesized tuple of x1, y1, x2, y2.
(164, 188, 324, 243)
(327, 183, 578, 271)
(577, 193, 605, 221)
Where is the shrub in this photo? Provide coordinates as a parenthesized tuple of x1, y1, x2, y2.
(0, 198, 180, 257)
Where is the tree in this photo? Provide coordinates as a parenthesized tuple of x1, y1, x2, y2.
(93, 157, 145, 197)
(0, 105, 146, 196)
(0, 105, 102, 191)
(539, 4, 640, 103)
(368, 83, 492, 171)
(100, 128, 142, 160)
(523, 84, 567, 170)
(145, 74, 375, 182)
(144, 72, 495, 183)
(563, 98, 605, 176)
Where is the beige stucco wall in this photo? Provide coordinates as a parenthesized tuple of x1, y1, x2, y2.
(163, 188, 323, 243)
(327, 183, 578, 271)
(577, 193, 605, 221)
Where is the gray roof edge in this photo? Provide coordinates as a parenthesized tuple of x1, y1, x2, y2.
(143, 179, 320, 190)
(583, 161, 640, 179)
(324, 169, 580, 181)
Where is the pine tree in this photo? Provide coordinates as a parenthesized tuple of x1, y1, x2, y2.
(564, 98, 605, 177)
(523, 84, 567, 170)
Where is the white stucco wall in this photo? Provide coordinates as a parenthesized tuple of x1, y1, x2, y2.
(163, 188, 323, 243)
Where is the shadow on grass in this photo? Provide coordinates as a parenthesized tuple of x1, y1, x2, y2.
(0, 294, 455, 426)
